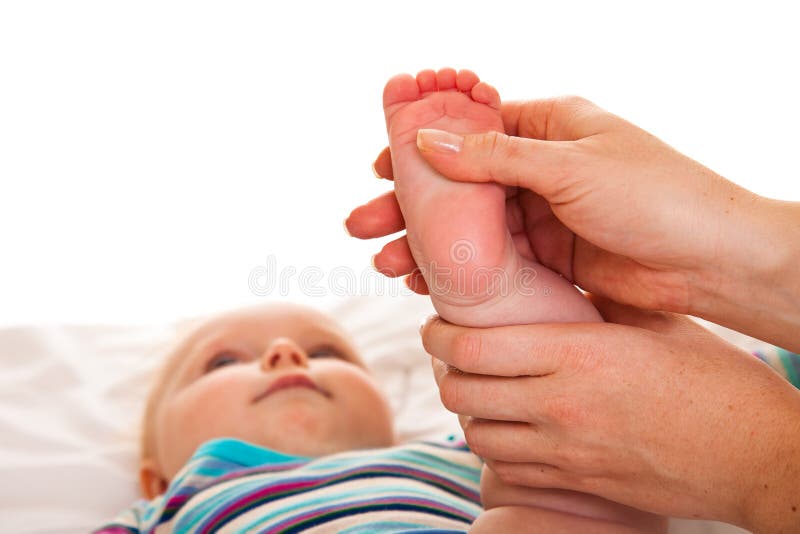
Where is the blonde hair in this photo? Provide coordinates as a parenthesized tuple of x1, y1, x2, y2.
(140, 316, 206, 464)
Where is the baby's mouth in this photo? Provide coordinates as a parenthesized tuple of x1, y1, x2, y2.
(252, 374, 332, 404)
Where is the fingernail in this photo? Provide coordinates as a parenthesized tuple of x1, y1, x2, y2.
(342, 218, 352, 237)
(370, 254, 378, 271)
(419, 313, 436, 334)
(371, 161, 383, 179)
(417, 129, 463, 154)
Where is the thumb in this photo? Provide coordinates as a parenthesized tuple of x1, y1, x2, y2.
(416, 128, 580, 199)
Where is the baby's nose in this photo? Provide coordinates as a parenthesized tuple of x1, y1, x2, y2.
(260, 338, 309, 371)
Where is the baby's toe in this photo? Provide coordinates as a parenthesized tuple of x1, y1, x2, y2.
(456, 69, 480, 93)
(383, 73, 422, 109)
(416, 69, 437, 95)
(436, 67, 458, 91)
(471, 81, 501, 110)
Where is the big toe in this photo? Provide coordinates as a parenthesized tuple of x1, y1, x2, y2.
(383, 73, 421, 110)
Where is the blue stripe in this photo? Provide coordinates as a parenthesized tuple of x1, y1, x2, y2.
(777, 348, 800, 389)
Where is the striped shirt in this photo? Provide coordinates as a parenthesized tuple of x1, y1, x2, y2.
(755, 346, 800, 389)
(95, 435, 482, 533)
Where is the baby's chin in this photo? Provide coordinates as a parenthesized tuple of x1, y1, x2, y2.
(256, 428, 396, 458)
(160, 422, 396, 482)
(245, 403, 396, 457)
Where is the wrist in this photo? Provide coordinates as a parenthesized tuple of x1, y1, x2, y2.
(690, 192, 800, 352)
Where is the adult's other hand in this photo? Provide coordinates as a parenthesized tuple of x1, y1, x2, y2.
(421, 296, 800, 532)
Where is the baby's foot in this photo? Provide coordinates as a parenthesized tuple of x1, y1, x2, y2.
(384, 68, 601, 327)
(384, 69, 657, 527)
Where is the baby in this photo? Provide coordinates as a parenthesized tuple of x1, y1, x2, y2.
(381, 68, 669, 532)
(95, 68, 667, 533)
(96, 302, 484, 532)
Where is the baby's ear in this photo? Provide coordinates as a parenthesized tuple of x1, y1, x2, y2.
(139, 458, 168, 500)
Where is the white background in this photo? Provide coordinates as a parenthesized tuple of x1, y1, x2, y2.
(1, 1, 798, 326)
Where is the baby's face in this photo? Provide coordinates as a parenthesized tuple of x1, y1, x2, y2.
(150, 303, 395, 481)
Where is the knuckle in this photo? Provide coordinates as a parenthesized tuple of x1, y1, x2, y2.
(488, 460, 522, 486)
(467, 130, 520, 185)
(476, 130, 512, 159)
(420, 317, 443, 357)
(561, 448, 598, 474)
(561, 336, 604, 375)
(420, 327, 434, 356)
(541, 394, 583, 427)
(438, 374, 465, 413)
(450, 331, 482, 371)
(558, 94, 593, 108)
(462, 421, 487, 457)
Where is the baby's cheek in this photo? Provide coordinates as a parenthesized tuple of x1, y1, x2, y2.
(334, 367, 395, 441)
(173, 375, 246, 421)
(158, 376, 249, 474)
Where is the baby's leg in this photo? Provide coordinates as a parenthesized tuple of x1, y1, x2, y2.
(384, 68, 660, 530)
(470, 505, 668, 534)
(383, 68, 602, 328)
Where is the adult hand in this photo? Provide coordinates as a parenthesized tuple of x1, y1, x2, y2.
(420, 295, 800, 532)
(346, 97, 800, 352)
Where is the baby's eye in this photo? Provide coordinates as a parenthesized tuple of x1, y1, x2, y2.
(307, 346, 343, 359)
(205, 351, 245, 372)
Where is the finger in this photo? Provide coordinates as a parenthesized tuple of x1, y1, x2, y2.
(500, 100, 532, 138)
(404, 268, 429, 295)
(457, 413, 471, 432)
(483, 459, 571, 492)
(480, 465, 646, 525)
(421, 315, 618, 377)
(500, 97, 612, 141)
(416, 128, 583, 202)
(430, 357, 546, 422)
(372, 235, 416, 278)
(430, 354, 448, 387)
(344, 191, 405, 239)
(481, 463, 616, 520)
(372, 146, 394, 180)
(462, 418, 555, 463)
